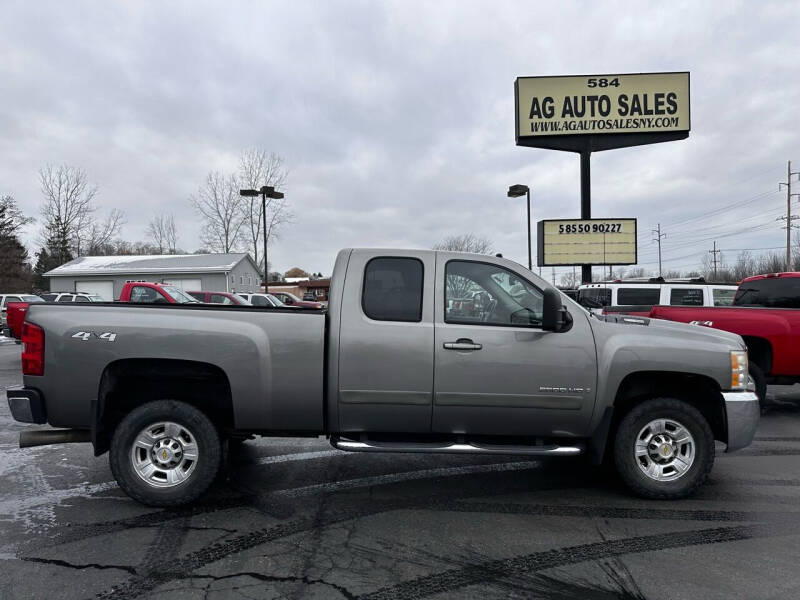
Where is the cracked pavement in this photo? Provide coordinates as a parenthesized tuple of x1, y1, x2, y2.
(2, 344, 800, 599)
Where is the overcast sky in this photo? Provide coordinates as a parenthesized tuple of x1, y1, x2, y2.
(1, 1, 799, 281)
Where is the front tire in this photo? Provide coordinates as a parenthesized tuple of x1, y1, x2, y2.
(109, 400, 222, 507)
(614, 398, 714, 500)
(749, 363, 767, 408)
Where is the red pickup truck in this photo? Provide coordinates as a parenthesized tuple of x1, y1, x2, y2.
(649, 272, 800, 404)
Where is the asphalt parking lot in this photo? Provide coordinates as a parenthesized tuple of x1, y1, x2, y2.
(2, 343, 800, 600)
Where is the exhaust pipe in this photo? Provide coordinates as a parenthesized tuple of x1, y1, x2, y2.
(19, 429, 91, 448)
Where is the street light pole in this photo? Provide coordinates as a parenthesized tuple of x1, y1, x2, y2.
(525, 187, 531, 271)
(261, 190, 268, 289)
(240, 186, 284, 291)
(508, 184, 532, 271)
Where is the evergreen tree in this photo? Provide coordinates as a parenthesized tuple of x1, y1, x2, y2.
(32, 218, 74, 290)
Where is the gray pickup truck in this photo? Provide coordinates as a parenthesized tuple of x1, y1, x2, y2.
(7, 249, 760, 506)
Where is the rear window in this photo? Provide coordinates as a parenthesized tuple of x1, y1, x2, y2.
(669, 288, 704, 306)
(578, 288, 611, 308)
(616, 288, 660, 305)
(362, 257, 423, 322)
(21, 296, 43, 302)
(734, 278, 800, 308)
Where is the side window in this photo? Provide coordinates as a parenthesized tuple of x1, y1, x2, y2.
(670, 288, 704, 306)
(362, 257, 423, 322)
(74, 295, 89, 302)
(251, 295, 269, 306)
(445, 261, 543, 327)
(617, 288, 660, 305)
(713, 288, 736, 306)
(57, 295, 74, 303)
(210, 294, 233, 305)
(130, 286, 157, 303)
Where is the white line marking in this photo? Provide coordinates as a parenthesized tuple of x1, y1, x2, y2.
(255, 449, 343, 465)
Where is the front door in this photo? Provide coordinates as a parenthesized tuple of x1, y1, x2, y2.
(433, 256, 597, 437)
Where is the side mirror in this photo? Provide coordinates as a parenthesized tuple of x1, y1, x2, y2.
(542, 288, 565, 332)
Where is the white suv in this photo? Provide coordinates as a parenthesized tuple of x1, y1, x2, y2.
(577, 278, 737, 313)
(39, 292, 104, 303)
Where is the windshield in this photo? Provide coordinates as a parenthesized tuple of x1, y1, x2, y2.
(734, 278, 800, 308)
(21, 295, 44, 302)
(86, 294, 104, 302)
(266, 294, 286, 306)
(161, 286, 199, 303)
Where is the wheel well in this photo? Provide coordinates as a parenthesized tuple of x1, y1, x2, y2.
(93, 359, 233, 455)
(741, 336, 772, 374)
(610, 371, 727, 447)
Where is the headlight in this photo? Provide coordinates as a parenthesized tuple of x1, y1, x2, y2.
(730, 350, 748, 390)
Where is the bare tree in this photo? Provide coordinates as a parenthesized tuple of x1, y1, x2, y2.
(190, 171, 244, 253)
(38, 164, 123, 256)
(432, 233, 494, 254)
(146, 213, 178, 254)
(238, 149, 292, 272)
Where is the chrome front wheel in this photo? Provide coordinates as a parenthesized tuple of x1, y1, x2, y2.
(634, 418, 695, 482)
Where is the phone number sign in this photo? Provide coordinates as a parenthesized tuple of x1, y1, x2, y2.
(516, 72, 689, 139)
(537, 218, 637, 266)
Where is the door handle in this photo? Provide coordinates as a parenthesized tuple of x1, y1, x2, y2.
(443, 338, 482, 351)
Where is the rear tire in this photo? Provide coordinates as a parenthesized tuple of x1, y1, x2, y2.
(614, 397, 714, 500)
(109, 400, 222, 507)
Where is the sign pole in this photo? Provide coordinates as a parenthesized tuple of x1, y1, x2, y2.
(580, 149, 592, 284)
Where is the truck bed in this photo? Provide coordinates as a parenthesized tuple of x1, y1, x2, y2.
(23, 302, 326, 432)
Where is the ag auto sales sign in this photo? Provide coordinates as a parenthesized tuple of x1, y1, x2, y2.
(516, 72, 689, 138)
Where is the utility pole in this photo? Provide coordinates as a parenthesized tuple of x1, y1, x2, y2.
(779, 161, 800, 271)
(652, 223, 666, 277)
(551, 267, 556, 286)
(709, 241, 721, 280)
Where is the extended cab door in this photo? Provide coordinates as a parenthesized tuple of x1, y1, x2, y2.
(337, 250, 435, 432)
(433, 254, 597, 437)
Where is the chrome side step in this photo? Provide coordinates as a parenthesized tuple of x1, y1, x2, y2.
(330, 437, 583, 456)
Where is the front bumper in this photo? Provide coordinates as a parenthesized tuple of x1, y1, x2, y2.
(722, 390, 760, 452)
(6, 385, 47, 424)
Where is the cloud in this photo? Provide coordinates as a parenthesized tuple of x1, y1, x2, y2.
(0, 0, 798, 280)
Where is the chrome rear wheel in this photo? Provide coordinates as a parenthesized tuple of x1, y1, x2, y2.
(130, 421, 199, 488)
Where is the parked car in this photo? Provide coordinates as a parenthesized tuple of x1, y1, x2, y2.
(187, 290, 251, 305)
(270, 291, 324, 309)
(39, 292, 104, 303)
(237, 293, 299, 308)
(578, 277, 737, 316)
(118, 282, 199, 304)
(6, 284, 199, 340)
(7, 248, 758, 507)
(1, 294, 43, 335)
(6, 294, 103, 340)
(649, 272, 800, 405)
